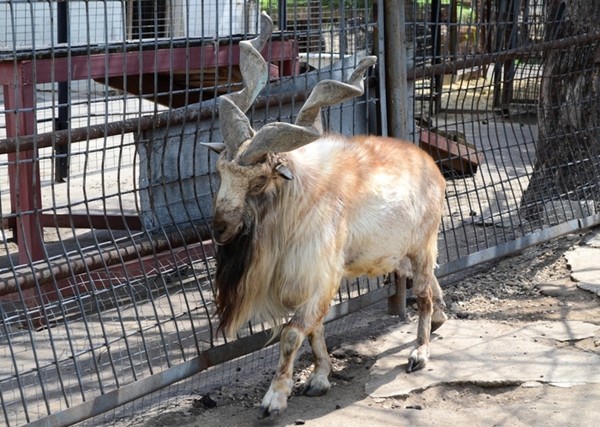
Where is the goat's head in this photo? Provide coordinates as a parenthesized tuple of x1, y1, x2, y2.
(202, 12, 376, 245)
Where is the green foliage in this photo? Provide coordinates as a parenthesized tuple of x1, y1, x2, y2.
(259, 0, 363, 10)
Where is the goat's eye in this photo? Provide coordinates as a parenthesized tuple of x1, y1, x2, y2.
(249, 176, 269, 194)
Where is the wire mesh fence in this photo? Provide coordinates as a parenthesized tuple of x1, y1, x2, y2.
(407, 0, 600, 274)
(0, 0, 599, 426)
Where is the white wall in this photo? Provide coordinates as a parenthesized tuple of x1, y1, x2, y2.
(172, 0, 258, 39)
(0, 1, 124, 50)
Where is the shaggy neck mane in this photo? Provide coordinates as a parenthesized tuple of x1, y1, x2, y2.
(214, 151, 328, 337)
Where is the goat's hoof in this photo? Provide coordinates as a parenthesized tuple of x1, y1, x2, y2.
(406, 358, 426, 373)
(258, 405, 281, 420)
(258, 388, 288, 419)
(406, 348, 429, 373)
(431, 318, 446, 333)
(303, 382, 330, 397)
(303, 372, 331, 397)
(303, 385, 329, 397)
(431, 310, 448, 333)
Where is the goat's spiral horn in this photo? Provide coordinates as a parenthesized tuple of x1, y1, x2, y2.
(218, 12, 273, 158)
(238, 55, 377, 165)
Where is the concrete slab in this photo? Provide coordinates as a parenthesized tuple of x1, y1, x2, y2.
(583, 229, 600, 248)
(578, 282, 600, 297)
(536, 280, 580, 297)
(565, 246, 600, 285)
(366, 320, 600, 398)
(564, 229, 600, 297)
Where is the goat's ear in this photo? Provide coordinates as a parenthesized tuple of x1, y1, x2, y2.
(275, 164, 294, 180)
(201, 142, 226, 154)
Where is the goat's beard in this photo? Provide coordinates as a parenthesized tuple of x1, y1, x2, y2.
(214, 218, 255, 335)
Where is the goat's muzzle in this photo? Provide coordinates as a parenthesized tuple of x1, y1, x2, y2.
(211, 217, 244, 246)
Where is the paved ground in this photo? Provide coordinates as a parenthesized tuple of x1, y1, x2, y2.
(117, 230, 600, 427)
(356, 229, 600, 426)
(358, 319, 600, 426)
(178, 317, 600, 427)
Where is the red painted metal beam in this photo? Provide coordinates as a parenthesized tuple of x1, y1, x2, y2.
(2, 71, 45, 264)
(0, 41, 298, 85)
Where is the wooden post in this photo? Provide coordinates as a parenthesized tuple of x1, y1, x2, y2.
(387, 273, 407, 319)
(383, 0, 409, 140)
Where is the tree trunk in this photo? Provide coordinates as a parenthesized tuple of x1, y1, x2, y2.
(520, 0, 600, 221)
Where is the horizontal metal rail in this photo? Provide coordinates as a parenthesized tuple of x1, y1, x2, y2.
(437, 213, 600, 277)
(0, 32, 293, 61)
(407, 32, 600, 80)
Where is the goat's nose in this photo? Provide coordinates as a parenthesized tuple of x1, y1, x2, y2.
(211, 219, 227, 239)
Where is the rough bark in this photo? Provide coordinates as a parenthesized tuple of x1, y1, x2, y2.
(520, 0, 600, 221)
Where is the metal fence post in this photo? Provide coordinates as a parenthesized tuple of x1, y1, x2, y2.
(383, 0, 409, 318)
(55, 1, 70, 182)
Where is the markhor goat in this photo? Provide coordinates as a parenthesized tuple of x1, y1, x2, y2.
(202, 13, 447, 419)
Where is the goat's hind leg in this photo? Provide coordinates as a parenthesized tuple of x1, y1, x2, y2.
(406, 253, 438, 373)
(303, 322, 332, 396)
(431, 277, 447, 333)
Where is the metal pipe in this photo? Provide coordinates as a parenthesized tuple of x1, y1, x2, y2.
(387, 274, 407, 319)
(0, 90, 310, 155)
(376, 0, 388, 136)
(431, 0, 442, 114)
(0, 226, 212, 297)
(278, 0, 287, 31)
(383, 0, 409, 316)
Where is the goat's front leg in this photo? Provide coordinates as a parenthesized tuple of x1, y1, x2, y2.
(258, 321, 306, 419)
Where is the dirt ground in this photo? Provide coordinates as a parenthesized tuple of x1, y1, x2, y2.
(117, 231, 600, 427)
